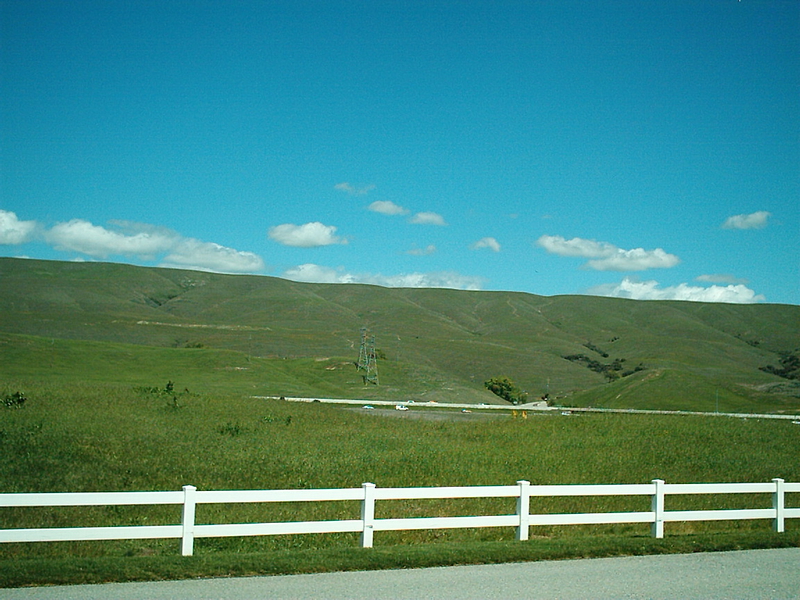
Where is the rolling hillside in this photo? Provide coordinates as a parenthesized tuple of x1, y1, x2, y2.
(1, 257, 798, 412)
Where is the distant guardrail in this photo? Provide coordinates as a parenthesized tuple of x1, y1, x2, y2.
(1, 479, 797, 556)
(255, 396, 800, 421)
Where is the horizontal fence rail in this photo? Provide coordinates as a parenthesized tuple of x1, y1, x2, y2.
(1, 479, 797, 556)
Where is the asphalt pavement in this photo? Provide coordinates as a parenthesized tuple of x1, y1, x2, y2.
(2, 548, 798, 599)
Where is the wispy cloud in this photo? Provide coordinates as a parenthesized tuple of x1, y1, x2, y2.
(536, 235, 680, 271)
(407, 244, 436, 256)
(335, 182, 376, 196)
(410, 212, 447, 226)
(368, 200, 409, 216)
(282, 263, 484, 290)
(722, 211, 771, 230)
(471, 237, 501, 252)
(268, 222, 347, 247)
(368, 202, 446, 226)
(695, 274, 749, 285)
(587, 277, 765, 304)
(0, 210, 38, 245)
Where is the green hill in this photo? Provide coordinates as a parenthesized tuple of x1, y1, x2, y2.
(1, 257, 798, 413)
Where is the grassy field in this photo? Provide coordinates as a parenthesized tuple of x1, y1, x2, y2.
(1, 381, 798, 586)
(0, 332, 489, 402)
(1, 258, 799, 586)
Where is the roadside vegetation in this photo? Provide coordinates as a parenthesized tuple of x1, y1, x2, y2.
(484, 376, 529, 404)
(1, 381, 798, 586)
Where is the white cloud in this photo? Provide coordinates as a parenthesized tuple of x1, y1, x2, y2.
(268, 222, 347, 247)
(587, 277, 765, 304)
(722, 211, 771, 230)
(410, 212, 447, 226)
(536, 235, 680, 271)
(335, 182, 376, 196)
(45, 219, 178, 258)
(587, 247, 680, 271)
(161, 239, 265, 273)
(368, 200, 409, 216)
(407, 244, 437, 256)
(37, 217, 265, 274)
(536, 235, 616, 258)
(368, 203, 446, 225)
(0, 210, 38, 245)
(471, 237, 501, 252)
(695, 273, 749, 285)
(368, 271, 484, 290)
(283, 264, 356, 284)
(282, 263, 484, 290)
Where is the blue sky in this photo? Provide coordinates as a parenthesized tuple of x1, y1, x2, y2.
(1, 0, 798, 304)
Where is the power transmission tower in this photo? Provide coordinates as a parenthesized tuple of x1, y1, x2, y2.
(357, 327, 379, 385)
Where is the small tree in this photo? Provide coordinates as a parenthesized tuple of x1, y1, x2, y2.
(484, 376, 528, 405)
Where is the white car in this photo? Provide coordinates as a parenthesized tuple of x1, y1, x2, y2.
(395, 405, 409, 411)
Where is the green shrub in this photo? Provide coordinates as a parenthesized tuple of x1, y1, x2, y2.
(3, 391, 27, 408)
(484, 377, 528, 405)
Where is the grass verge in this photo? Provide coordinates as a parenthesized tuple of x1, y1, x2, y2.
(2, 531, 798, 589)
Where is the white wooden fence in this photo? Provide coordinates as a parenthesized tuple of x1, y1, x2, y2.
(1, 479, 797, 556)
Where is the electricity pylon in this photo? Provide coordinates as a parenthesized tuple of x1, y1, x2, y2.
(357, 327, 379, 385)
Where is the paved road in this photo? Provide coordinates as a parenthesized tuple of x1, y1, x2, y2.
(2, 548, 798, 599)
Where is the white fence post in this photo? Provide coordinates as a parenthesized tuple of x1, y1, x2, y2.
(181, 485, 197, 556)
(773, 478, 785, 533)
(651, 479, 665, 539)
(516, 480, 531, 541)
(361, 482, 376, 548)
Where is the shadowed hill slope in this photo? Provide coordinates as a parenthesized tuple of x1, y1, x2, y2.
(0, 258, 797, 412)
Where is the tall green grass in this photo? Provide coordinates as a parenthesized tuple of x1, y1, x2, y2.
(1, 381, 798, 564)
(0, 332, 494, 403)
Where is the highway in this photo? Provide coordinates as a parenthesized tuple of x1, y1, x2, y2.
(259, 395, 800, 422)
